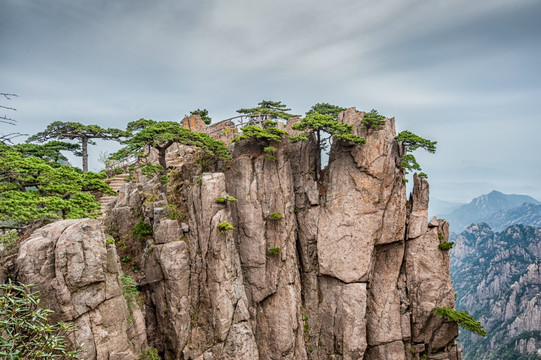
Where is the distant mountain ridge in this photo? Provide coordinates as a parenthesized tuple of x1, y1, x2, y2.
(440, 190, 541, 232)
(450, 223, 541, 359)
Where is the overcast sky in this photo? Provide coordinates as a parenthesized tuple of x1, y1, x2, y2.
(1, 0, 540, 209)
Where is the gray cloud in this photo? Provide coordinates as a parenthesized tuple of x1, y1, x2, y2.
(1, 0, 540, 203)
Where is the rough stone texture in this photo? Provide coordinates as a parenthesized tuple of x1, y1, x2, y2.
(226, 140, 306, 360)
(16, 219, 141, 360)
(184, 172, 259, 360)
(405, 175, 458, 351)
(208, 120, 238, 145)
(181, 114, 207, 133)
(318, 110, 406, 283)
(9, 110, 462, 360)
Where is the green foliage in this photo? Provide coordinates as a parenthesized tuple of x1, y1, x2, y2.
(0, 144, 113, 224)
(418, 172, 428, 179)
(395, 130, 437, 176)
(140, 163, 164, 178)
(121, 256, 131, 263)
(0, 280, 82, 359)
(396, 131, 437, 153)
(263, 146, 277, 153)
(133, 221, 153, 241)
(189, 108, 212, 125)
(138, 347, 161, 360)
(291, 113, 366, 145)
(0, 230, 18, 254)
(106, 237, 115, 245)
(433, 307, 486, 336)
(217, 221, 234, 233)
(121, 273, 139, 310)
(215, 195, 237, 204)
(269, 212, 283, 220)
(268, 247, 281, 255)
(196, 178, 202, 185)
(438, 241, 454, 250)
(237, 100, 298, 120)
(438, 232, 444, 240)
(306, 103, 346, 119)
(112, 119, 230, 171)
(12, 141, 81, 164)
(232, 120, 287, 144)
(361, 109, 386, 130)
(28, 121, 128, 172)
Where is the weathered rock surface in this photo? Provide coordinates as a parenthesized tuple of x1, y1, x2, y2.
(451, 223, 541, 359)
(9, 108, 460, 360)
(16, 219, 143, 360)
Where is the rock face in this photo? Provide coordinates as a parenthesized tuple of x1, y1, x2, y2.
(16, 219, 144, 360)
(12, 108, 460, 359)
(451, 223, 541, 359)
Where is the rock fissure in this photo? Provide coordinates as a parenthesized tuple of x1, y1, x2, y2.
(10, 111, 460, 360)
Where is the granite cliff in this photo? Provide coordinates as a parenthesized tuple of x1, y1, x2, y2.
(9, 110, 461, 359)
(451, 223, 541, 359)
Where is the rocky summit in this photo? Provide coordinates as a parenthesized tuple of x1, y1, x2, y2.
(10, 110, 460, 359)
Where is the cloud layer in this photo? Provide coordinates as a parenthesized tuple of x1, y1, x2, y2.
(2, 0, 540, 202)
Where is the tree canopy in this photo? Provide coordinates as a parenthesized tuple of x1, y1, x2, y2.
(361, 109, 386, 130)
(290, 112, 366, 179)
(189, 108, 212, 125)
(112, 119, 231, 172)
(28, 121, 129, 172)
(12, 141, 81, 164)
(232, 120, 287, 144)
(305, 103, 346, 119)
(395, 130, 437, 177)
(0, 143, 113, 225)
(237, 100, 298, 120)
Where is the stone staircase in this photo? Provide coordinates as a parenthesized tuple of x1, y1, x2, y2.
(100, 173, 131, 214)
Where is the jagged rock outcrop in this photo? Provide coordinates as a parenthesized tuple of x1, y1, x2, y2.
(11, 108, 460, 359)
(16, 219, 146, 360)
(451, 223, 541, 359)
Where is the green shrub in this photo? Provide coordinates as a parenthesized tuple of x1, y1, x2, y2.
(438, 232, 444, 240)
(196, 178, 202, 185)
(121, 273, 139, 310)
(0, 280, 82, 359)
(263, 146, 277, 153)
(0, 229, 18, 253)
(433, 307, 486, 336)
(138, 347, 161, 360)
(268, 247, 281, 255)
(121, 256, 131, 263)
(106, 237, 115, 245)
(269, 212, 283, 220)
(438, 241, 454, 250)
(217, 221, 234, 234)
(216, 195, 237, 204)
(361, 109, 386, 130)
(133, 221, 153, 241)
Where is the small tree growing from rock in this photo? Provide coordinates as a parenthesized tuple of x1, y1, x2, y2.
(290, 112, 365, 180)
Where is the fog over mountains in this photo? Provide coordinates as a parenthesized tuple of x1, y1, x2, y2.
(437, 190, 541, 233)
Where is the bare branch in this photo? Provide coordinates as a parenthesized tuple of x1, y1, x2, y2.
(0, 93, 18, 100)
(0, 132, 26, 144)
(0, 116, 17, 125)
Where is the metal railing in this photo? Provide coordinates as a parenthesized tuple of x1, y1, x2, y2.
(207, 114, 272, 135)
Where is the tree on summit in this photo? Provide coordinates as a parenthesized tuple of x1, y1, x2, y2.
(111, 119, 230, 173)
(189, 108, 212, 125)
(28, 121, 129, 172)
(237, 100, 298, 120)
(290, 104, 366, 180)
